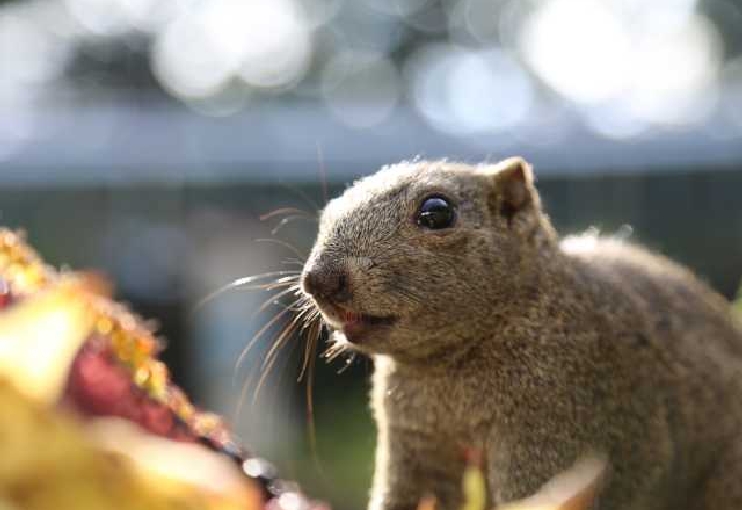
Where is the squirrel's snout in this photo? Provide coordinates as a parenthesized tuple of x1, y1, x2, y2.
(302, 264, 351, 303)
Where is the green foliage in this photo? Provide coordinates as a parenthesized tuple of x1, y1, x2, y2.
(290, 391, 375, 510)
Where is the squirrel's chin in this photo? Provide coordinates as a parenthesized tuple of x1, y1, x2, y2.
(328, 319, 396, 351)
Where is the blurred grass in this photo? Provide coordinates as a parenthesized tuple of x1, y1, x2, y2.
(263, 348, 376, 510)
(293, 390, 375, 510)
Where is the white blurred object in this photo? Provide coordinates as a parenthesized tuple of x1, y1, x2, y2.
(64, 0, 193, 33)
(152, 0, 312, 99)
(63, 0, 132, 34)
(152, 9, 235, 99)
(615, 0, 697, 33)
(521, 0, 632, 104)
(624, 15, 722, 126)
(520, 0, 723, 128)
(0, 11, 70, 85)
(0, 105, 35, 162)
(117, 0, 191, 31)
(500, 452, 608, 510)
(406, 44, 534, 134)
(579, 100, 649, 140)
(236, 0, 312, 89)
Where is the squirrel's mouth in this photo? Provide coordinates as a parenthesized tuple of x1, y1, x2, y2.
(321, 304, 396, 343)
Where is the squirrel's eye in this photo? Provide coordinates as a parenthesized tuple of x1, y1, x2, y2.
(416, 196, 455, 230)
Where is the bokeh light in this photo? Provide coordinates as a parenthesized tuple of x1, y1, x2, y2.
(151, 10, 235, 99)
(622, 15, 722, 125)
(1, 0, 733, 136)
(236, 0, 312, 89)
(406, 44, 534, 134)
(579, 101, 649, 140)
(520, 0, 633, 104)
(520, 0, 723, 130)
(63, 0, 133, 35)
(64, 0, 189, 33)
(0, 11, 69, 85)
(152, 0, 312, 99)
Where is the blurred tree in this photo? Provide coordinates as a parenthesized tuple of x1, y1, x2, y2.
(64, 37, 163, 95)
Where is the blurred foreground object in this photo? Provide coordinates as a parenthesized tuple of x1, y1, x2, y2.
(437, 452, 606, 510)
(0, 229, 324, 510)
(498, 454, 607, 510)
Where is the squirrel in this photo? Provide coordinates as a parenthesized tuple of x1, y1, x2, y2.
(299, 157, 742, 510)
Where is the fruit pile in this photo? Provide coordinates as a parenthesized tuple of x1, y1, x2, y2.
(0, 229, 325, 510)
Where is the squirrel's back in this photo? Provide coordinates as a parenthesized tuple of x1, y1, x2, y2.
(560, 232, 742, 359)
(559, 233, 742, 507)
(564, 234, 742, 436)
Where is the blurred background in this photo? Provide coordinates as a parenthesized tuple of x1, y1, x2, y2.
(0, 0, 741, 507)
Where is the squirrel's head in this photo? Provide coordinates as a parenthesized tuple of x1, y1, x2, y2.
(301, 157, 557, 363)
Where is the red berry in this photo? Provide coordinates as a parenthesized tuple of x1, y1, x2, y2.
(140, 401, 174, 436)
(0, 278, 11, 309)
(67, 346, 131, 415)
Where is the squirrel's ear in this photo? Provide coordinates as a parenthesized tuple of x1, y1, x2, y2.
(481, 157, 537, 223)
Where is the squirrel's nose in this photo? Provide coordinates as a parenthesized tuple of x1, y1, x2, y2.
(302, 265, 350, 303)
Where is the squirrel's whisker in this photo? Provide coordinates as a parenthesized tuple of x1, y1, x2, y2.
(234, 306, 293, 375)
(253, 314, 304, 403)
(298, 317, 321, 382)
(252, 284, 303, 318)
(282, 258, 306, 267)
(192, 271, 300, 311)
(259, 207, 315, 222)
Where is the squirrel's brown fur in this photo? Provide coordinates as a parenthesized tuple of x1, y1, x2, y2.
(300, 157, 742, 510)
